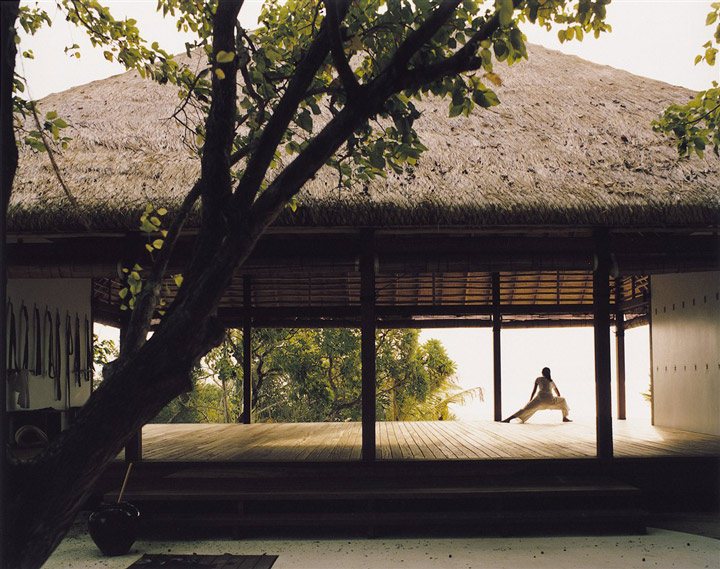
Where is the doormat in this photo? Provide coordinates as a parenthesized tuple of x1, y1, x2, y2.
(128, 553, 278, 569)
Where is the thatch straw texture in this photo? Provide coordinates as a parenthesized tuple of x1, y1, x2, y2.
(9, 44, 720, 233)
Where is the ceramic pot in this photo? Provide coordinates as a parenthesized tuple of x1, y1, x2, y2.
(87, 502, 140, 556)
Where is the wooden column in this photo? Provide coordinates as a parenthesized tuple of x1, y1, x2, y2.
(593, 231, 613, 459)
(614, 278, 627, 420)
(360, 233, 377, 462)
(120, 315, 142, 462)
(242, 275, 252, 424)
(492, 272, 503, 421)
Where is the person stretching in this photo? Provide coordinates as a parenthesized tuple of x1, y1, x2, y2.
(501, 367, 572, 423)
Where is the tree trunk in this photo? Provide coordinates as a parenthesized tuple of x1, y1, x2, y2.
(0, 1, 18, 213)
(7, 301, 227, 568)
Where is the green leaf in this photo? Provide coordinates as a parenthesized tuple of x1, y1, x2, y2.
(45, 111, 57, 120)
(498, 0, 514, 27)
(493, 40, 509, 61)
(472, 88, 500, 108)
(216, 50, 235, 63)
(152, 239, 164, 249)
(449, 103, 464, 118)
(296, 110, 313, 132)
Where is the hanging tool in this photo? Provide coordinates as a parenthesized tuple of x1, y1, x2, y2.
(16, 304, 30, 408)
(74, 314, 82, 387)
(18, 304, 29, 371)
(65, 312, 74, 404)
(84, 315, 93, 383)
(6, 300, 17, 375)
(53, 310, 62, 401)
(32, 304, 42, 375)
(43, 308, 55, 379)
(6, 300, 18, 411)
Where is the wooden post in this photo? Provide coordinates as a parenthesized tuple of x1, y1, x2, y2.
(492, 272, 503, 421)
(0, 9, 9, 551)
(614, 278, 627, 420)
(360, 232, 377, 462)
(593, 231, 613, 459)
(119, 312, 143, 462)
(242, 275, 252, 424)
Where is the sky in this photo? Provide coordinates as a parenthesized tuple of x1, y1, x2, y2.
(17, 0, 719, 99)
(17, 0, 718, 423)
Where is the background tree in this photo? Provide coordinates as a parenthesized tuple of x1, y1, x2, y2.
(2, 1, 616, 567)
(153, 328, 472, 423)
(653, 3, 720, 157)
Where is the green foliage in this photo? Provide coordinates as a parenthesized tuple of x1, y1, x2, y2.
(150, 370, 226, 423)
(90, 333, 118, 387)
(92, 333, 118, 366)
(654, 88, 720, 158)
(118, 205, 182, 313)
(152, 328, 471, 424)
(653, 2, 720, 158)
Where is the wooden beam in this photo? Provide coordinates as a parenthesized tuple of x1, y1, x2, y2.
(214, 302, 606, 329)
(615, 278, 627, 420)
(8, 232, 719, 279)
(593, 231, 613, 459)
(492, 272, 502, 422)
(242, 275, 252, 424)
(360, 232, 376, 462)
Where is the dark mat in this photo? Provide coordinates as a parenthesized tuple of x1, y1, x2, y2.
(128, 553, 278, 569)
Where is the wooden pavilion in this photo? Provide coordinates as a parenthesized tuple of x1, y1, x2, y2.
(7, 45, 719, 531)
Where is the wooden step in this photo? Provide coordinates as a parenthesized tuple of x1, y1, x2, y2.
(107, 482, 640, 503)
(149, 508, 647, 527)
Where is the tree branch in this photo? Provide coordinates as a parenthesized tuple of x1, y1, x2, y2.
(379, 0, 462, 87)
(199, 0, 243, 218)
(28, 100, 91, 230)
(120, 180, 203, 358)
(387, 2, 515, 94)
(323, 0, 359, 100)
(230, 10, 340, 213)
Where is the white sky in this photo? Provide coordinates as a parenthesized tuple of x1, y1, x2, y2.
(17, 0, 720, 98)
(22, 0, 716, 423)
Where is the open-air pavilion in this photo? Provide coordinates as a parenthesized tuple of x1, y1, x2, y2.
(7, 45, 719, 533)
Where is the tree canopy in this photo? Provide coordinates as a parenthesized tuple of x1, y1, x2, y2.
(653, 2, 720, 157)
(153, 328, 476, 423)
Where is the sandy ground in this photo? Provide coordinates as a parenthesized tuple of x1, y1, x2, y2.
(41, 514, 720, 569)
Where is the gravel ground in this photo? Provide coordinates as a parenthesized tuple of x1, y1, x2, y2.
(41, 514, 720, 569)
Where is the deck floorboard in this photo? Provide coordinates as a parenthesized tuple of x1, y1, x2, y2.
(136, 419, 720, 462)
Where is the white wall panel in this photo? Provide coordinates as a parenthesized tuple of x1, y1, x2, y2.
(6, 279, 93, 414)
(651, 272, 720, 435)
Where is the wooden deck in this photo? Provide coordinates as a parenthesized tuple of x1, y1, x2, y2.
(137, 420, 720, 462)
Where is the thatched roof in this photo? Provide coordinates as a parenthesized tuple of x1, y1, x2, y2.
(9, 44, 720, 234)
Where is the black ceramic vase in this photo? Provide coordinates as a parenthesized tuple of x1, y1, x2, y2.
(88, 502, 140, 556)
